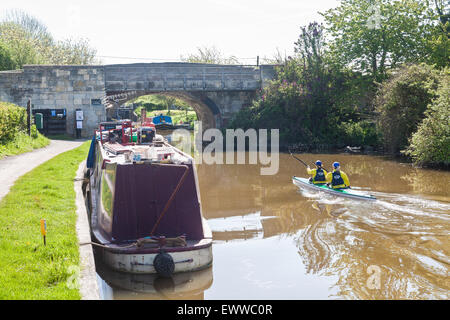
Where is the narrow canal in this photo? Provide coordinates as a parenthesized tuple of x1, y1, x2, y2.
(96, 152, 450, 300)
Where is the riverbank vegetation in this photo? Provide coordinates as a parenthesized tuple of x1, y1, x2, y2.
(228, 0, 449, 167)
(0, 102, 49, 159)
(0, 141, 90, 299)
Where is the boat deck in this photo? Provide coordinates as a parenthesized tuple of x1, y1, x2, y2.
(100, 140, 191, 166)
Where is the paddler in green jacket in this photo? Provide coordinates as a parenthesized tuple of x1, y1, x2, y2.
(307, 160, 328, 185)
(326, 162, 351, 189)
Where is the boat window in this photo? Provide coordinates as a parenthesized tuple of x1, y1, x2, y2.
(101, 170, 114, 218)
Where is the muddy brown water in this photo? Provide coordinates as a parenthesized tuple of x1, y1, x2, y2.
(96, 152, 450, 300)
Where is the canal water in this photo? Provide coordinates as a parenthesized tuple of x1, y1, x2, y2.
(96, 152, 450, 300)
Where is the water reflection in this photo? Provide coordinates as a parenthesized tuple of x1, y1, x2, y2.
(96, 249, 213, 300)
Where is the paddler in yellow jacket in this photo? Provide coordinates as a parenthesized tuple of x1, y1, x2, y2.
(326, 162, 351, 189)
(307, 160, 328, 185)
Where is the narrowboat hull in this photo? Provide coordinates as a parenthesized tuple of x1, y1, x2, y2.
(85, 121, 212, 275)
(100, 239, 212, 274)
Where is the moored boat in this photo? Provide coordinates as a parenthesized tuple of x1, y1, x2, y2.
(85, 120, 212, 276)
(292, 176, 377, 201)
(152, 114, 174, 130)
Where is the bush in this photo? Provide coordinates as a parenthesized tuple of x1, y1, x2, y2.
(338, 120, 380, 147)
(374, 64, 440, 154)
(405, 69, 450, 166)
(0, 102, 27, 143)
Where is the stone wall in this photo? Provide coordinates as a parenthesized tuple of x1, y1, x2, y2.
(104, 63, 263, 92)
(0, 65, 106, 137)
(0, 63, 277, 136)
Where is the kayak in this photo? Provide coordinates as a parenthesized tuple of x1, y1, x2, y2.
(292, 176, 377, 201)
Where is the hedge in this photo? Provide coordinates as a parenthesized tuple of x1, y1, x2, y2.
(0, 102, 27, 143)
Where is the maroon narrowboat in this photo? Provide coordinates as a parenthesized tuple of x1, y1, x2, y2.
(85, 120, 212, 276)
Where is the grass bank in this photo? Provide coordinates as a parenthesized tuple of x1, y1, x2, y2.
(0, 131, 50, 159)
(0, 141, 90, 299)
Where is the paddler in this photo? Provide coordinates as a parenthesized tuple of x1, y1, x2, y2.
(307, 160, 328, 185)
(326, 162, 351, 189)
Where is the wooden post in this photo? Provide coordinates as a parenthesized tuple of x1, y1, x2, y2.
(27, 100, 31, 136)
(40, 219, 47, 246)
(257, 55, 259, 66)
(141, 108, 147, 126)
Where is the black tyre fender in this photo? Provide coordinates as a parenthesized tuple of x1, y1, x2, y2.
(153, 251, 175, 278)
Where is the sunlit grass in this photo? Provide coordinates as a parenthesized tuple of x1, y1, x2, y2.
(0, 131, 50, 159)
(0, 141, 90, 299)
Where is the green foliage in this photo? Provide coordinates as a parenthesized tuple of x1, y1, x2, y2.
(0, 101, 27, 143)
(0, 10, 98, 69)
(321, 0, 435, 81)
(374, 64, 441, 154)
(405, 68, 450, 166)
(0, 102, 50, 158)
(130, 94, 194, 115)
(427, 30, 450, 68)
(229, 23, 367, 147)
(0, 22, 42, 67)
(0, 41, 16, 70)
(338, 120, 380, 147)
(46, 38, 97, 65)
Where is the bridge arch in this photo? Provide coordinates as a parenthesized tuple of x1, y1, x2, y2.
(105, 90, 221, 130)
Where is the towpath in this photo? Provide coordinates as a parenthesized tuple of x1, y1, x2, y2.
(0, 140, 85, 202)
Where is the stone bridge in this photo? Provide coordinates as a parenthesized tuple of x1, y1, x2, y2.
(0, 63, 277, 137)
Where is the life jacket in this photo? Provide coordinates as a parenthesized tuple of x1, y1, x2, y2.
(313, 168, 326, 183)
(331, 170, 345, 187)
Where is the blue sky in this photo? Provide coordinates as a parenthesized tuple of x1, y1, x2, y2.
(1, 0, 339, 64)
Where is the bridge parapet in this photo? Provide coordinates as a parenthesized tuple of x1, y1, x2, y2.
(104, 63, 264, 93)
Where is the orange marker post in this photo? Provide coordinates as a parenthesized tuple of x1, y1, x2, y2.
(40, 219, 47, 246)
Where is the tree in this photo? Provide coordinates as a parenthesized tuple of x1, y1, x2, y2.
(0, 10, 98, 67)
(48, 38, 97, 65)
(426, 0, 450, 68)
(0, 22, 42, 67)
(321, 0, 435, 81)
(229, 23, 362, 147)
(294, 22, 325, 70)
(405, 68, 450, 166)
(180, 46, 239, 64)
(374, 64, 440, 154)
(0, 41, 16, 70)
(3, 9, 52, 43)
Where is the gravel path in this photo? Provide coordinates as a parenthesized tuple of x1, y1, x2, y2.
(0, 140, 85, 202)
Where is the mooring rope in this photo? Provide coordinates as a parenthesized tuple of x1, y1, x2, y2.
(79, 235, 187, 249)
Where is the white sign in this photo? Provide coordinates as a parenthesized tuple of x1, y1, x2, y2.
(76, 121, 83, 129)
(76, 110, 84, 121)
